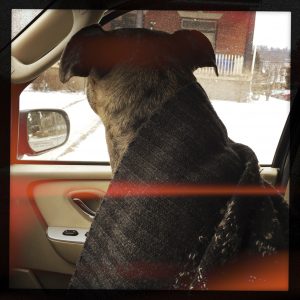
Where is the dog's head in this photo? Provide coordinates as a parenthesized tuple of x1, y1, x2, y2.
(59, 25, 219, 172)
(59, 25, 218, 83)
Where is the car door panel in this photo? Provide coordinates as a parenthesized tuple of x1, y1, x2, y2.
(10, 164, 111, 288)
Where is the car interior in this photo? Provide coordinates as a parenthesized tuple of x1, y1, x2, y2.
(7, 2, 293, 290)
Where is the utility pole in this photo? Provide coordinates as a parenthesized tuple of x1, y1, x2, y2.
(244, 12, 256, 74)
(251, 44, 257, 75)
(136, 10, 144, 28)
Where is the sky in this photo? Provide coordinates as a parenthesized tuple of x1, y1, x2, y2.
(253, 11, 291, 49)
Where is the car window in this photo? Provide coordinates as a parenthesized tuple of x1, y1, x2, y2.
(17, 10, 290, 164)
(19, 64, 110, 163)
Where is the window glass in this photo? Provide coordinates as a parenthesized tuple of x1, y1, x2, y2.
(18, 10, 290, 164)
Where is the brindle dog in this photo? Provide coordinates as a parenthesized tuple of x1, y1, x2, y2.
(59, 25, 218, 173)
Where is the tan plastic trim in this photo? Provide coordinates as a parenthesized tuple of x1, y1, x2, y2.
(11, 9, 105, 84)
(10, 164, 112, 180)
(10, 269, 42, 289)
(47, 238, 85, 265)
(11, 165, 277, 186)
(33, 180, 109, 228)
(12, 10, 74, 65)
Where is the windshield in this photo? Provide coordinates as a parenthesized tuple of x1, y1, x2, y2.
(12, 9, 43, 39)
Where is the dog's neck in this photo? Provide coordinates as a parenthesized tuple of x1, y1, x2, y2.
(86, 66, 195, 174)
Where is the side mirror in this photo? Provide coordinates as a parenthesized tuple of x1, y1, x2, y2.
(18, 109, 70, 156)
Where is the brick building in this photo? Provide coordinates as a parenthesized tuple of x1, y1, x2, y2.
(143, 11, 255, 58)
(107, 10, 255, 72)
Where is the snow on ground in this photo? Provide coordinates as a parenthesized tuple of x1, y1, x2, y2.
(19, 90, 86, 110)
(211, 97, 289, 164)
(19, 90, 290, 165)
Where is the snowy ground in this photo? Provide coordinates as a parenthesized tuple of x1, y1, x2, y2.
(212, 97, 289, 164)
(19, 89, 290, 165)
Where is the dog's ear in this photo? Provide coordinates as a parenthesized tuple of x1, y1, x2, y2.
(59, 24, 106, 83)
(172, 30, 219, 76)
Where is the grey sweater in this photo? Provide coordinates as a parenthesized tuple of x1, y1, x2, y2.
(69, 82, 288, 289)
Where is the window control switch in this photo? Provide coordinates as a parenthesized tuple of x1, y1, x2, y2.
(47, 227, 89, 244)
(63, 229, 79, 236)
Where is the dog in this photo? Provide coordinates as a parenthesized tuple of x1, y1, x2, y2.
(59, 25, 218, 173)
(59, 25, 288, 289)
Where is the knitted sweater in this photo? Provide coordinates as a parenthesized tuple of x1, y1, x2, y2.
(69, 82, 288, 289)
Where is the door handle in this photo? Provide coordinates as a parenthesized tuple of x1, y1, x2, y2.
(72, 197, 96, 218)
(67, 189, 105, 219)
